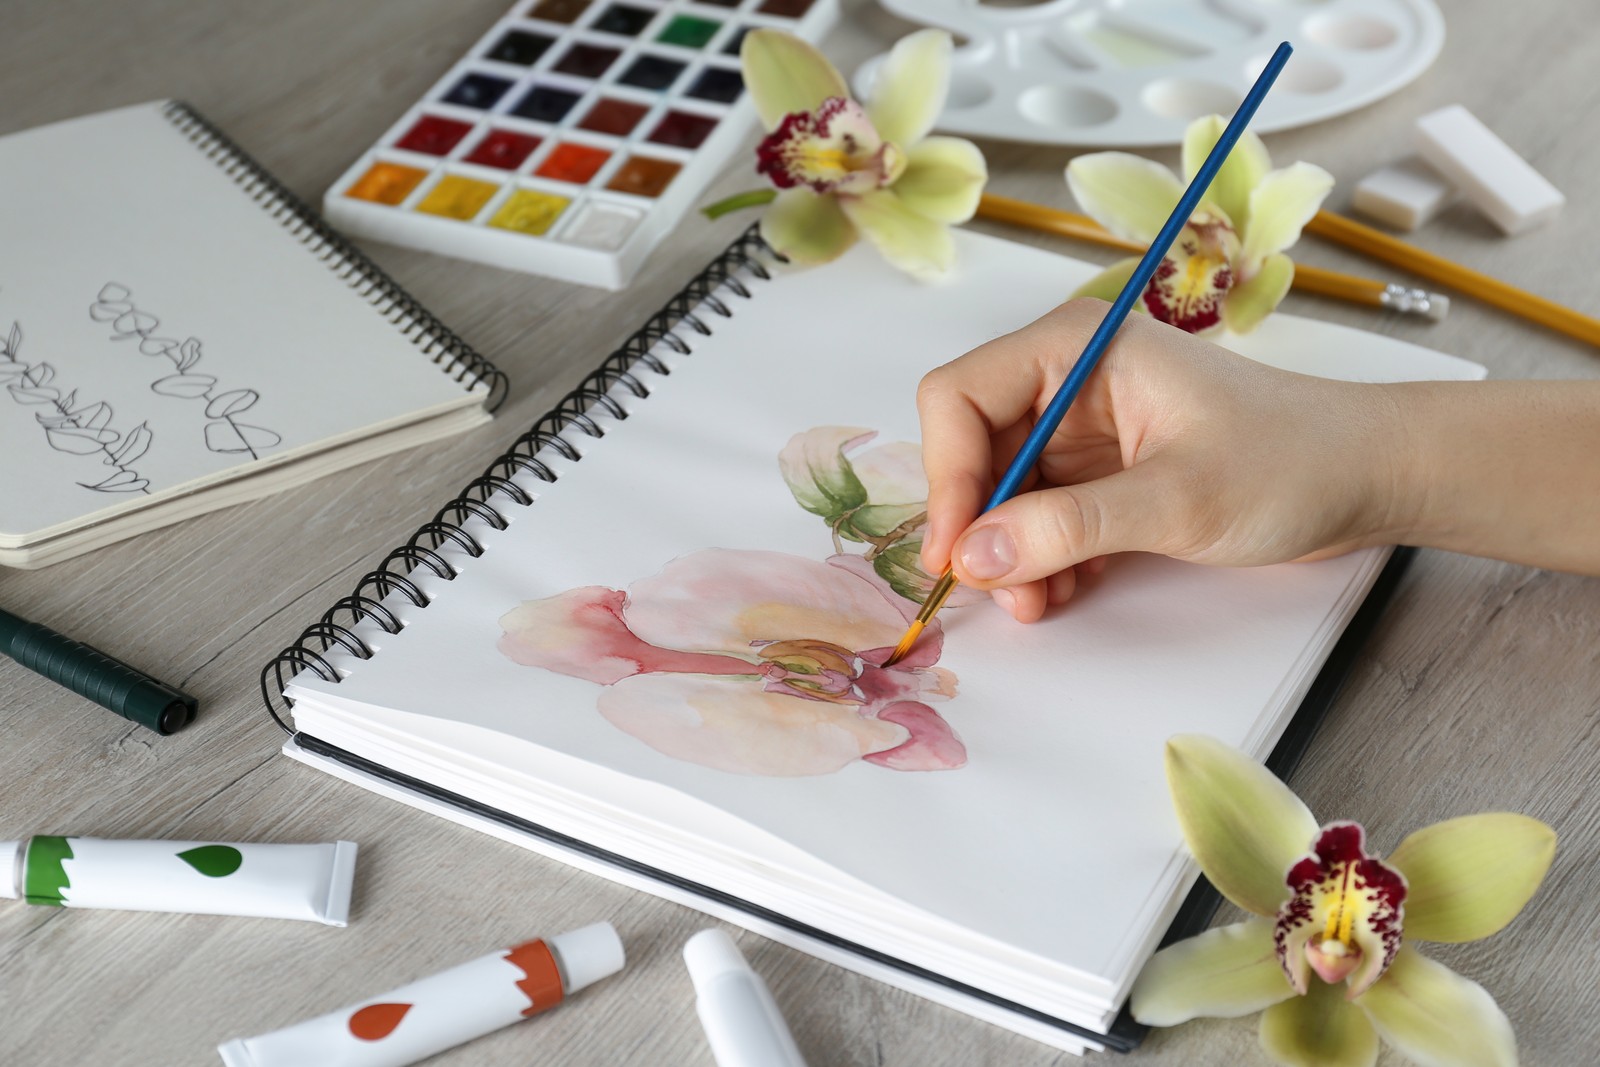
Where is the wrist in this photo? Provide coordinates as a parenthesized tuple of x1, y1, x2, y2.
(1351, 382, 1428, 548)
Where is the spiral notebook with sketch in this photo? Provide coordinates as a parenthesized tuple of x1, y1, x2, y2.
(262, 228, 1485, 1053)
(0, 102, 503, 569)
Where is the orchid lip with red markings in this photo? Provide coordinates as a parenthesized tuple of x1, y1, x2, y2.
(1273, 821, 1407, 998)
(1142, 207, 1239, 334)
(756, 97, 902, 197)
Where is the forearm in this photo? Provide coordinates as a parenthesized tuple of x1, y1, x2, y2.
(1377, 380, 1600, 573)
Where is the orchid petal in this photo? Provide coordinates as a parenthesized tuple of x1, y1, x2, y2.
(1069, 257, 1146, 306)
(1387, 813, 1556, 944)
(498, 587, 753, 684)
(893, 136, 986, 224)
(865, 29, 951, 148)
(1165, 734, 1318, 917)
(1240, 162, 1334, 272)
(1065, 152, 1184, 244)
(622, 549, 909, 659)
(839, 189, 954, 281)
(741, 29, 849, 130)
(1259, 978, 1379, 1067)
(1130, 918, 1296, 1026)
(1275, 823, 1407, 998)
(760, 188, 856, 266)
(1182, 115, 1271, 230)
(599, 671, 905, 776)
(1142, 208, 1239, 335)
(1355, 947, 1518, 1067)
(1224, 253, 1294, 334)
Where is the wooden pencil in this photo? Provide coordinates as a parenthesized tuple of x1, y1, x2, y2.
(1305, 209, 1600, 348)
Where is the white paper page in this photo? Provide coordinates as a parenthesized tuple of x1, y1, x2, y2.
(293, 232, 1483, 985)
(0, 102, 482, 542)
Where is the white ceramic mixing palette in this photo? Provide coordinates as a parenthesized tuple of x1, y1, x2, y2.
(852, 0, 1444, 147)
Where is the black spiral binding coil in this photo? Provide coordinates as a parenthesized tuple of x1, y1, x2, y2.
(259, 225, 775, 734)
(159, 101, 508, 409)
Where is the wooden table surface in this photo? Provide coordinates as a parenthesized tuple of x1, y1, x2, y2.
(4, 1, 1598, 1064)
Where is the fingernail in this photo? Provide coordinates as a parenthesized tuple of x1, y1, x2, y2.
(992, 588, 1017, 615)
(959, 526, 1016, 580)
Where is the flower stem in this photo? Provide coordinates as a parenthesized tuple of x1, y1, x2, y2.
(702, 188, 777, 220)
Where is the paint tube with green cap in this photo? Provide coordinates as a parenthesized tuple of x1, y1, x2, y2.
(0, 836, 357, 926)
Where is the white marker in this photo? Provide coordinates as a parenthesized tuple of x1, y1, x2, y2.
(684, 929, 808, 1067)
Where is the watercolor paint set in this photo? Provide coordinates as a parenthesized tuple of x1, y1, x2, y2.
(323, 0, 836, 288)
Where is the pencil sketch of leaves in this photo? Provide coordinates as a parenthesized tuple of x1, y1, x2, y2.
(110, 309, 160, 338)
(177, 337, 202, 372)
(46, 425, 120, 455)
(31, 362, 54, 387)
(75, 400, 113, 431)
(204, 389, 258, 419)
(205, 420, 280, 455)
(58, 390, 80, 415)
(153, 373, 217, 398)
(80, 468, 150, 493)
(0, 364, 24, 384)
(139, 335, 180, 359)
(5, 322, 20, 355)
(108, 422, 153, 466)
(89, 284, 132, 319)
(8, 383, 59, 404)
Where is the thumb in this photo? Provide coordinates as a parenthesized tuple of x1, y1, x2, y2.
(949, 462, 1185, 587)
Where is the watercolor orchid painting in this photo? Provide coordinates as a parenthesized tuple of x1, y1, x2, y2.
(498, 427, 973, 777)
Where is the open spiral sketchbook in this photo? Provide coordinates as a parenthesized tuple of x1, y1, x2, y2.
(269, 230, 1484, 1054)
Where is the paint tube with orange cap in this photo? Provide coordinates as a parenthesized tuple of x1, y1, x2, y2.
(1, 836, 357, 926)
(216, 922, 626, 1067)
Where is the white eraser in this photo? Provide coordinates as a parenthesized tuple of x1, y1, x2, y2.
(1352, 157, 1456, 231)
(1414, 104, 1564, 235)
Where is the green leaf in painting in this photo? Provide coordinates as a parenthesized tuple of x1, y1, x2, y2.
(777, 427, 872, 522)
(873, 542, 935, 604)
(848, 502, 927, 541)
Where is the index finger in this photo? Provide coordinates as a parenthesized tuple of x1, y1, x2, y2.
(915, 324, 1067, 573)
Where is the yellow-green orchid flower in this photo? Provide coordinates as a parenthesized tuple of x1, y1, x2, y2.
(1134, 735, 1555, 1067)
(1067, 117, 1333, 334)
(738, 29, 987, 280)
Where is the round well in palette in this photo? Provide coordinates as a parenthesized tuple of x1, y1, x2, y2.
(657, 15, 722, 49)
(553, 42, 622, 79)
(593, 4, 655, 37)
(686, 66, 743, 104)
(464, 128, 543, 169)
(537, 142, 612, 183)
(647, 110, 717, 149)
(512, 85, 584, 123)
(579, 98, 649, 136)
(490, 189, 571, 235)
(345, 162, 428, 205)
(618, 54, 687, 91)
(443, 72, 515, 109)
(606, 155, 680, 198)
(486, 29, 556, 65)
(527, 0, 591, 24)
(395, 115, 474, 155)
(415, 175, 500, 220)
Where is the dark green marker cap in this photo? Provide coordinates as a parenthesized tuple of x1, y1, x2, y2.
(0, 608, 196, 735)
